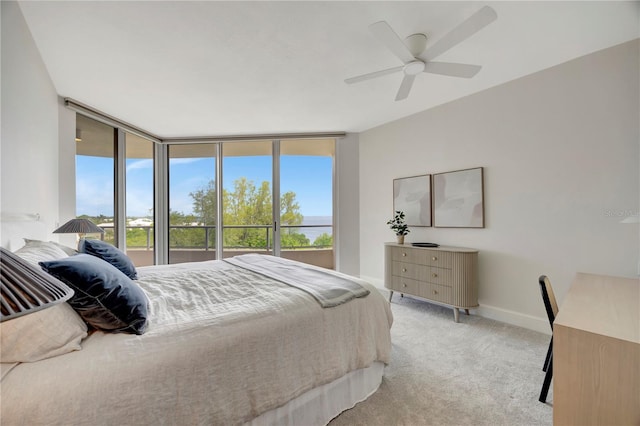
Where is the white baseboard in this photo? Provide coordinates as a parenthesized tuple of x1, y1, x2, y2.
(474, 304, 550, 335)
(360, 275, 550, 335)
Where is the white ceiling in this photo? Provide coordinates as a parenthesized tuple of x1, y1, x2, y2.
(18, 1, 639, 138)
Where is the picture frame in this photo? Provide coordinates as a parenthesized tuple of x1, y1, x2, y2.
(433, 167, 484, 228)
(393, 174, 431, 227)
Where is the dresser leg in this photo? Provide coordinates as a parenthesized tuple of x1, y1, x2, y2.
(465, 309, 470, 315)
(453, 308, 460, 323)
(388, 291, 394, 302)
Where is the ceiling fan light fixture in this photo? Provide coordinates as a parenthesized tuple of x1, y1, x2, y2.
(404, 60, 425, 76)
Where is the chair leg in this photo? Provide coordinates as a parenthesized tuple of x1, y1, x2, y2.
(543, 337, 553, 372)
(539, 353, 553, 403)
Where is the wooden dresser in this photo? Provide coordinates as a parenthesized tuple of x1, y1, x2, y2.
(384, 243, 478, 322)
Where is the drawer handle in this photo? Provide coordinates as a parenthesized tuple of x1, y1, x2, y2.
(432, 256, 438, 261)
(402, 268, 407, 272)
(432, 273, 438, 278)
(433, 289, 438, 295)
(402, 283, 408, 288)
(402, 252, 407, 257)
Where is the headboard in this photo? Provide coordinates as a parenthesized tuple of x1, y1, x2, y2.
(0, 212, 47, 250)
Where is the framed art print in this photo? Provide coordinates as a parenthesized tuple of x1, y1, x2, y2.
(433, 167, 484, 228)
(393, 174, 431, 227)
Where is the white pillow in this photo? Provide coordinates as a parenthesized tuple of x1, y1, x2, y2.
(0, 303, 88, 363)
(13, 239, 70, 265)
(24, 238, 78, 256)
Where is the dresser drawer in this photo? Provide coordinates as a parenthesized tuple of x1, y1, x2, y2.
(390, 246, 453, 268)
(388, 276, 425, 294)
(426, 266, 452, 286)
(391, 261, 429, 281)
(422, 283, 452, 305)
(389, 246, 422, 263)
(422, 250, 453, 268)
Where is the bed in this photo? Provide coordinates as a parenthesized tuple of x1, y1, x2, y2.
(0, 223, 393, 426)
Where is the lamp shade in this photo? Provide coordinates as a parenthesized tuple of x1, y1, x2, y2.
(0, 248, 74, 322)
(53, 218, 104, 235)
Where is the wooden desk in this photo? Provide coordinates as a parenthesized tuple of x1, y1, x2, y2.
(553, 273, 640, 425)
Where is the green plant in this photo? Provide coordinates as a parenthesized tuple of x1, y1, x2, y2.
(387, 211, 410, 236)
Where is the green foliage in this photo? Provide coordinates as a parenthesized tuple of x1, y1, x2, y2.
(170, 226, 207, 249)
(281, 229, 310, 248)
(387, 210, 410, 236)
(190, 180, 217, 226)
(280, 191, 303, 226)
(126, 227, 153, 248)
(221, 178, 271, 247)
(167, 210, 203, 248)
(190, 177, 310, 249)
(169, 210, 198, 226)
(81, 177, 331, 251)
(313, 232, 333, 247)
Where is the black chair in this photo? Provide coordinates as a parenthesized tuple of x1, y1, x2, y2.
(538, 275, 558, 403)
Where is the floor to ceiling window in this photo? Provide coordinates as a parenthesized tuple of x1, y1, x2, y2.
(75, 114, 156, 266)
(165, 138, 335, 268)
(75, 114, 116, 243)
(124, 133, 155, 266)
(279, 139, 334, 268)
(222, 140, 273, 258)
(167, 144, 217, 264)
(74, 106, 335, 269)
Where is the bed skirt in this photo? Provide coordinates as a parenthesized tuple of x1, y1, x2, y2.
(247, 362, 385, 426)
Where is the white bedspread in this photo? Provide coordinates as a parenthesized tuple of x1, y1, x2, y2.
(0, 257, 392, 425)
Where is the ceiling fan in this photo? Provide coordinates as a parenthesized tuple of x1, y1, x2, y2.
(345, 6, 497, 101)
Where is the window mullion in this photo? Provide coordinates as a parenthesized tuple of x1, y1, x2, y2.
(154, 143, 169, 265)
(115, 128, 126, 250)
(215, 143, 223, 260)
(272, 140, 281, 257)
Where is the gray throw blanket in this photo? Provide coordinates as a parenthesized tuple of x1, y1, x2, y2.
(224, 254, 370, 307)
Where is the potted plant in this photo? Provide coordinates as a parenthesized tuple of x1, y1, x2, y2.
(387, 210, 410, 244)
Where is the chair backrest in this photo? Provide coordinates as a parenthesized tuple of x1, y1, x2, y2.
(538, 275, 558, 330)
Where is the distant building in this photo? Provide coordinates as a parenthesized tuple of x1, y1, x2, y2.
(128, 218, 153, 226)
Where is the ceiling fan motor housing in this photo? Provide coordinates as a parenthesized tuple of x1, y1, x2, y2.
(405, 33, 428, 57)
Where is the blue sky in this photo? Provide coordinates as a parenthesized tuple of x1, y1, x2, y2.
(76, 155, 333, 218)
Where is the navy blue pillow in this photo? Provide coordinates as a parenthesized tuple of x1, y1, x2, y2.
(40, 254, 148, 335)
(79, 239, 138, 280)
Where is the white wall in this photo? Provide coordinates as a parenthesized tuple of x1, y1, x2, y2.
(1, 1, 61, 246)
(335, 133, 360, 275)
(359, 39, 640, 333)
(57, 100, 78, 248)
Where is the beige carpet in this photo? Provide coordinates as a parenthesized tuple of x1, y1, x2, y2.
(330, 295, 553, 426)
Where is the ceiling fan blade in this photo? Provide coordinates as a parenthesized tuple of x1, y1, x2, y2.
(369, 21, 416, 64)
(395, 74, 416, 101)
(420, 6, 497, 62)
(345, 65, 404, 84)
(423, 62, 482, 78)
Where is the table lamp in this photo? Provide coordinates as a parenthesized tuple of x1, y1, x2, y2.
(53, 218, 104, 239)
(0, 247, 74, 322)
